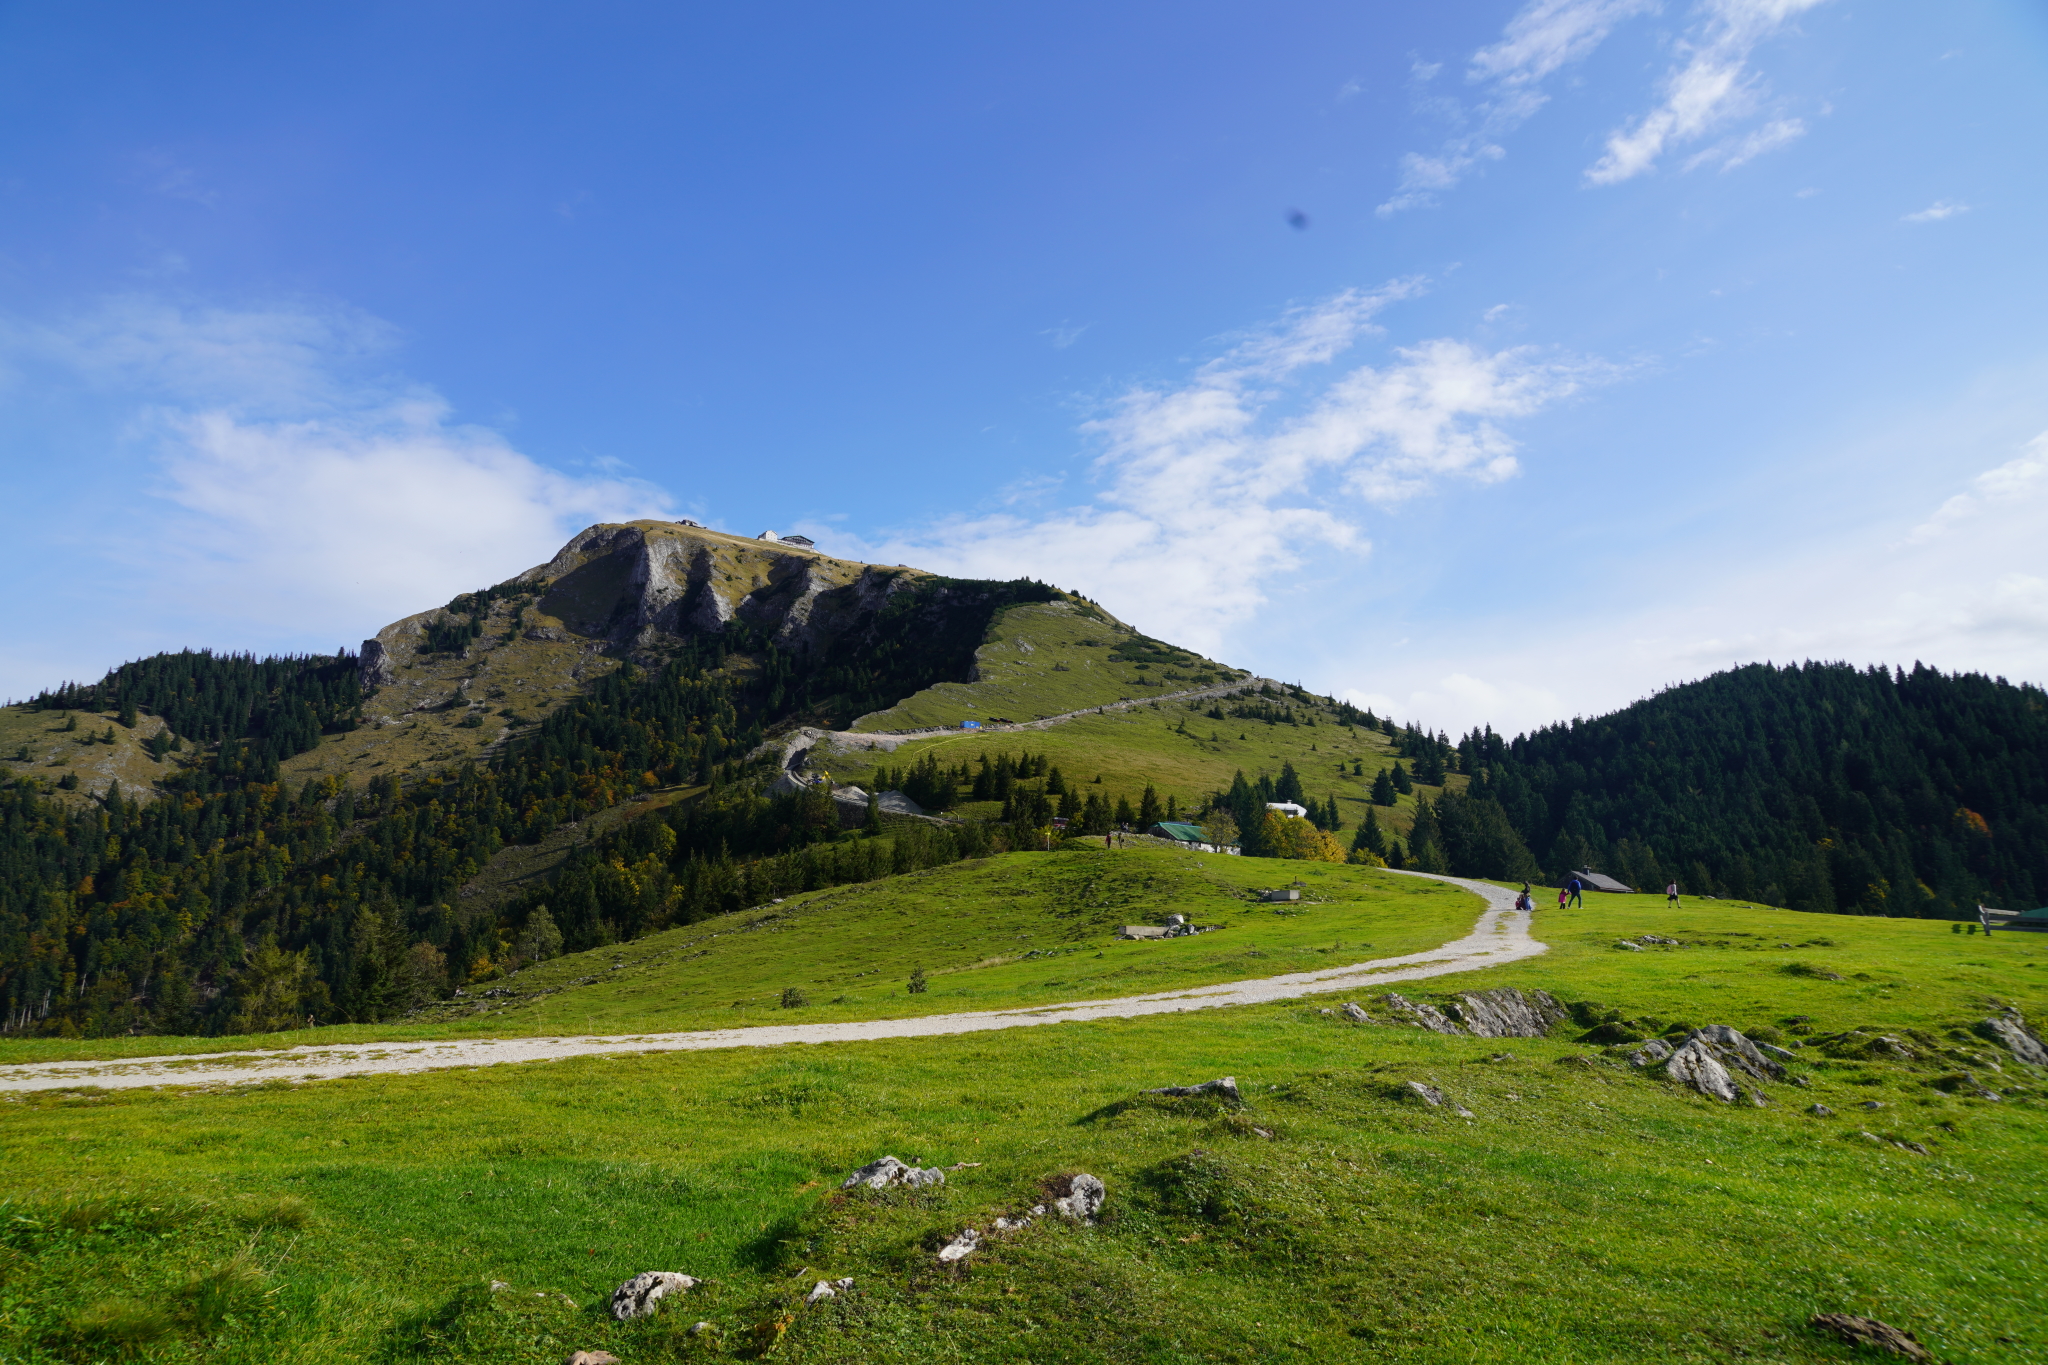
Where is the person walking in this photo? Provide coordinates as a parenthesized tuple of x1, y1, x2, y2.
(1566, 875, 1584, 908)
(1556, 886, 1569, 910)
(1666, 881, 1680, 908)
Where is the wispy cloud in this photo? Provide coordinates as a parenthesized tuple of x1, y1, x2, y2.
(1380, 0, 1653, 215)
(1, 297, 672, 652)
(1902, 200, 1969, 223)
(841, 282, 1616, 652)
(1586, 0, 1828, 185)
(1683, 116, 1808, 172)
(1042, 321, 1091, 349)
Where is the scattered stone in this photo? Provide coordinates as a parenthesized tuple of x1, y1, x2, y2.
(1444, 987, 1568, 1038)
(489, 1280, 510, 1291)
(1638, 934, 1679, 945)
(1614, 940, 1644, 951)
(610, 1272, 698, 1320)
(936, 1228, 981, 1263)
(1628, 1038, 1674, 1067)
(841, 1155, 946, 1190)
(804, 1278, 854, 1305)
(1756, 1042, 1800, 1064)
(1665, 1038, 1740, 1103)
(1810, 1313, 1931, 1361)
(1405, 1081, 1476, 1117)
(1145, 1076, 1243, 1106)
(688, 1322, 714, 1337)
(1317, 1007, 1335, 1016)
(565, 1352, 622, 1365)
(1893, 1139, 1930, 1155)
(1859, 1100, 1886, 1110)
(1975, 1012, 2048, 1067)
(1807, 1103, 1834, 1117)
(1742, 1086, 1771, 1107)
(1049, 1174, 1107, 1222)
(1381, 993, 1463, 1034)
(1340, 1002, 1372, 1023)
(1859, 1131, 1886, 1145)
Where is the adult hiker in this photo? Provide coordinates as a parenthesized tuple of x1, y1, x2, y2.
(1566, 875, 1584, 908)
(1666, 880, 1680, 908)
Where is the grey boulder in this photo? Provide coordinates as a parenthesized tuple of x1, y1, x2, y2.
(1627, 1037, 1673, 1067)
(804, 1278, 854, 1305)
(1381, 993, 1463, 1034)
(841, 1155, 946, 1190)
(610, 1272, 698, 1321)
(1443, 987, 1568, 1039)
(1340, 1002, 1372, 1023)
(1665, 1038, 1740, 1103)
(936, 1228, 981, 1263)
(1976, 1012, 2048, 1067)
(1405, 1081, 1475, 1118)
(1050, 1174, 1106, 1222)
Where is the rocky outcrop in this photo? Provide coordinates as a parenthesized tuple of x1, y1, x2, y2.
(1976, 1010, 2048, 1066)
(1381, 993, 1463, 1034)
(1049, 1173, 1106, 1222)
(610, 1272, 697, 1320)
(1664, 1037, 1740, 1102)
(936, 1228, 981, 1263)
(1444, 987, 1568, 1038)
(1404, 1081, 1474, 1117)
(841, 1155, 947, 1190)
(1810, 1313, 1931, 1361)
(1144, 1076, 1242, 1106)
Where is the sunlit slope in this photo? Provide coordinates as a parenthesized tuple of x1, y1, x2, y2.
(849, 602, 1245, 731)
(830, 692, 1457, 841)
(0, 851, 1482, 1063)
(6, 888, 2044, 1363)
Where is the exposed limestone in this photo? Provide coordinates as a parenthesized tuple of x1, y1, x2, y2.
(1664, 1038, 1740, 1102)
(936, 1228, 982, 1263)
(1628, 1038, 1674, 1067)
(1340, 1002, 1372, 1023)
(1049, 1173, 1107, 1222)
(1810, 1313, 1931, 1361)
(1976, 1012, 2048, 1066)
(610, 1272, 697, 1320)
(1443, 987, 1567, 1038)
(804, 1278, 854, 1305)
(841, 1156, 946, 1190)
(1381, 993, 1463, 1034)
(1404, 1081, 1475, 1117)
(1694, 1025, 1785, 1082)
(1145, 1076, 1243, 1106)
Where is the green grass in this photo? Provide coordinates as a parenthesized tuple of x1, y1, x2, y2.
(3, 889, 2044, 1363)
(829, 697, 1450, 839)
(0, 851, 1478, 1065)
(849, 602, 1242, 733)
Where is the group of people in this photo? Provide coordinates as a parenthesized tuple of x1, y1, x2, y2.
(1510, 877, 1680, 913)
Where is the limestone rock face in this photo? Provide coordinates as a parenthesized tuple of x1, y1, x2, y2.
(1977, 1012, 2048, 1067)
(610, 1272, 697, 1320)
(841, 1156, 946, 1190)
(1694, 1025, 1785, 1081)
(1444, 987, 1568, 1038)
(1381, 993, 1463, 1035)
(1628, 1038, 1674, 1067)
(1664, 1038, 1740, 1102)
(1049, 1174, 1106, 1222)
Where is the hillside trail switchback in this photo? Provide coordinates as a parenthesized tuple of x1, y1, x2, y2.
(0, 873, 1542, 1093)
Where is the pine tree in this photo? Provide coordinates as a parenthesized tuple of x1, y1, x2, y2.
(1113, 795, 1136, 828)
(1371, 767, 1397, 806)
(1275, 761, 1306, 804)
(1137, 785, 1162, 828)
(1351, 807, 1387, 857)
(1391, 761, 1413, 795)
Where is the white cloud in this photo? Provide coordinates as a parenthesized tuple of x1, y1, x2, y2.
(3, 297, 673, 658)
(1902, 200, 1969, 223)
(1329, 427, 2048, 737)
(1043, 320, 1091, 349)
(1683, 116, 1807, 172)
(836, 283, 1613, 655)
(1586, 0, 1828, 185)
(1379, 0, 1653, 215)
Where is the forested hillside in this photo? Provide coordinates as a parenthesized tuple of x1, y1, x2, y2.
(1467, 661, 2048, 917)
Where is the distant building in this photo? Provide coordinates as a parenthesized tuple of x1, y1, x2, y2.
(780, 533, 815, 547)
(1265, 801, 1309, 819)
(1982, 904, 2048, 933)
(674, 518, 704, 528)
(1571, 868, 1633, 893)
(1148, 821, 1205, 844)
(758, 530, 780, 541)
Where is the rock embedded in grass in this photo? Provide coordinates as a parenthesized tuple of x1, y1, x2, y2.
(1404, 1081, 1475, 1117)
(1048, 1173, 1106, 1222)
(1809, 1313, 1931, 1362)
(840, 1155, 946, 1190)
(804, 1278, 853, 1304)
(936, 1228, 981, 1263)
(1664, 1038, 1739, 1102)
(1144, 1076, 1242, 1106)
(1443, 987, 1567, 1038)
(1628, 1038, 1673, 1067)
(610, 1271, 697, 1320)
(1380, 993, 1462, 1034)
(1976, 1011, 2048, 1066)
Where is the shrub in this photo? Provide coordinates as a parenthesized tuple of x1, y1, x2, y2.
(780, 986, 808, 1009)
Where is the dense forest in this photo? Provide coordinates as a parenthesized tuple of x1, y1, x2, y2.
(0, 576, 1069, 1038)
(1456, 662, 2048, 917)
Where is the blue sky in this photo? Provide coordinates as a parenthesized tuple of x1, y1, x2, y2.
(3, 0, 2045, 735)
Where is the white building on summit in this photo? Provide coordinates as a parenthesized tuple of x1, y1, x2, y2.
(758, 530, 816, 547)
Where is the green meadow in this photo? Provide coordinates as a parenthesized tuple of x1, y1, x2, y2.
(0, 852, 1475, 1065)
(4, 882, 2045, 1363)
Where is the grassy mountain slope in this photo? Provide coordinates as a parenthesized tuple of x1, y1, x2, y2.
(0, 851, 1475, 1063)
(0, 704, 175, 806)
(5, 889, 2042, 1363)
(849, 602, 1245, 731)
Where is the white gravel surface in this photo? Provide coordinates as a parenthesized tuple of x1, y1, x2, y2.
(0, 873, 1541, 1094)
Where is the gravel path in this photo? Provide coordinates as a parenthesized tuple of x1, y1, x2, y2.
(0, 874, 1541, 1094)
